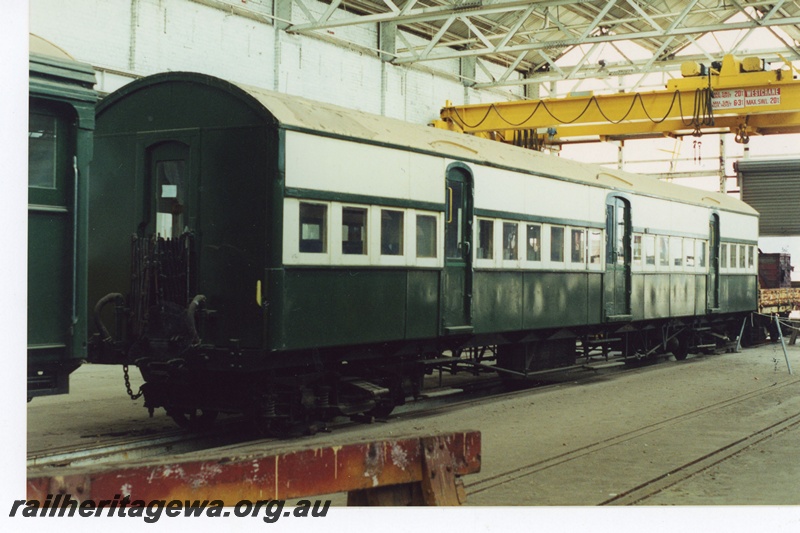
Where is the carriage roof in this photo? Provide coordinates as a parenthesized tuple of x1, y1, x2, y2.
(100, 72, 758, 216)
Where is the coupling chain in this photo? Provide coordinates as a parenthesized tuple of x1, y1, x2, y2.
(123, 364, 144, 400)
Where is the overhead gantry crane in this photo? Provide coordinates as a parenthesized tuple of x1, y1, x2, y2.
(433, 55, 800, 150)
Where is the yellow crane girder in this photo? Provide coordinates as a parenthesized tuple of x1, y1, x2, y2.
(433, 55, 800, 147)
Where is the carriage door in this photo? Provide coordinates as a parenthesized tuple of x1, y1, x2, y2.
(442, 166, 473, 334)
(131, 140, 196, 337)
(28, 105, 74, 369)
(708, 213, 720, 310)
(604, 196, 631, 319)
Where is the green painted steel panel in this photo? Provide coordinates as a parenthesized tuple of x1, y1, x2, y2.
(637, 273, 712, 320)
(473, 271, 524, 333)
(630, 274, 646, 321)
(405, 270, 440, 339)
(88, 135, 138, 328)
(285, 187, 444, 212)
(96, 79, 263, 136)
(279, 269, 408, 350)
(643, 274, 671, 319)
(195, 127, 268, 348)
(28, 213, 71, 346)
(521, 271, 590, 330)
(586, 274, 603, 324)
(442, 268, 469, 329)
(670, 274, 695, 317)
(695, 275, 707, 315)
(721, 275, 757, 313)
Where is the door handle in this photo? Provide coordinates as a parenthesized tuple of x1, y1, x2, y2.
(462, 241, 470, 257)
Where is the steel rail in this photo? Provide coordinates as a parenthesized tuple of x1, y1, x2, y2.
(463, 375, 800, 498)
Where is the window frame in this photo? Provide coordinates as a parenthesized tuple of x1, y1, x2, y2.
(475, 217, 496, 268)
(414, 211, 439, 263)
(548, 224, 566, 266)
(569, 227, 586, 268)
(522, 222, 543, 267)
(587, 228, 604, 271)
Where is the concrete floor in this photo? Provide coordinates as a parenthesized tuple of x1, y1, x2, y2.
(25, 340, 800, 523)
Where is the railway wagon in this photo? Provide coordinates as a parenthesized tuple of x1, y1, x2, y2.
(28, 35, 96, 399)
(88, 72, 758, 430)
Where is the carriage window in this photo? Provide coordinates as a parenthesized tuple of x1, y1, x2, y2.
(589, 230, 602, 265)
(729, 244, 737, 268)
(571, 229, 585, 263)
(698, 240, 707, 268)
(739, 245, 746, 269)
(381, 210, 404, 255)
(28, 113, 57, 189)
(416, 214, 437, 258)
(477, 220, 494, 259)
(342, 207, 367, 255)
(632, 235, 642, 265)
(550, 226, 564, 262)
(526, 224, 541, 261)
(658, 236, 669, 267)
(503, 222, 518, 260)
(748, 246, 754, 269)
(300, 203, 327, 253)
(671, 237, 683, 267)
(720, 244, 727, 269)
(644, 235, 656, 266)
(156, 160, 187, 239)
(684, 239, 695, 267)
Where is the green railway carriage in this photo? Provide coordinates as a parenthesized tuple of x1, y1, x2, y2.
(88, 72, 757, 428)
(27, 36, 96, 399)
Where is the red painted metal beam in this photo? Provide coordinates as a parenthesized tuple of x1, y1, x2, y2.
(27, 431, 481, 505)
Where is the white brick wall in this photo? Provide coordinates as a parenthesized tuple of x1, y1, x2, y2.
(30, 0, 522, 124)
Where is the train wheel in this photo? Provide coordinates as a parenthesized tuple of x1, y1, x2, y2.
(671, 334, 690, 361)
(367, 400, 395, 420)
(168, 408, 218, 431)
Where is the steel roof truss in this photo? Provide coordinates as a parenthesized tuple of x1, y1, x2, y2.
(576, 0, 619, 42)
(499, 51, 528, 82)
(625, 0, 664, 32)
(460, 16, 496, 50)
(492, 5, 537, 53)
(475, 57, 498, 84)
(392, 15, 800, 65)
(396, 29, 420, 61)
(420, 14, 456, 60)
(292, 0, 317, 25)
(729, 0, 800, 57)
(473, 46, 800, 89)
(286, 0, 561, 34)
(281, 0, 800, 91)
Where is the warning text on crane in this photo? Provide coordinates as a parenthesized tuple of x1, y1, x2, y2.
(712, 88, 781, 109)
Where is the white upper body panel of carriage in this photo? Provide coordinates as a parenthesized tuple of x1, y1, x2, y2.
(235, 82, 758, 230)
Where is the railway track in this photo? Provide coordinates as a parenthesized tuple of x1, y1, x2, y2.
(601, 409, 800, 505)
(463, 375, 800, 504)
(26, 420, 252, 470)
(25, 352, 638, 470)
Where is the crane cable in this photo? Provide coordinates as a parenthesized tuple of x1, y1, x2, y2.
(447, 80, 716, 134)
